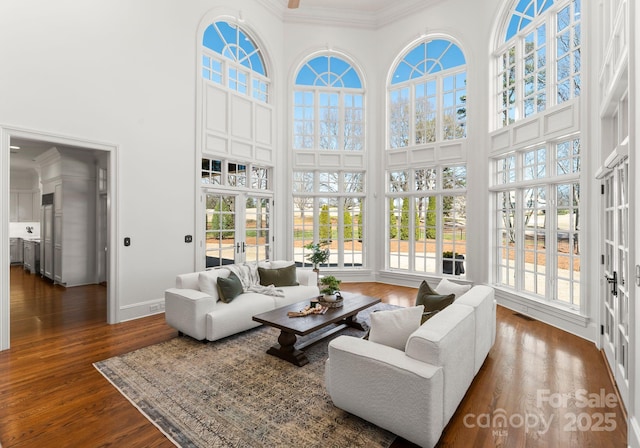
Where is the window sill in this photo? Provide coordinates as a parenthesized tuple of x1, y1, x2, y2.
(492, 285, 590, 329)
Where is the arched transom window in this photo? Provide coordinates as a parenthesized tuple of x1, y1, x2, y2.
(496, 0, 581, 127)
(388, 38, 467, 148)
(293, 55, 364, 151)
(202, 21, 269, 102)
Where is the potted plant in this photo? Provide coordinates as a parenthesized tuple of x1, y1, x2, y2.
(320, 275, 342, 302)
(304, 241, 330, 273)
(442, 251, 465, 275)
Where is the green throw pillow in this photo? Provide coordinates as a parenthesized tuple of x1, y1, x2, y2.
(258, 264, 299, 287)
(415, 280, 455, 324)
(217, 272, 243, 303)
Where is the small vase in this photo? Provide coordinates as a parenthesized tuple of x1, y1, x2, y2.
(323, 293, 337, 302)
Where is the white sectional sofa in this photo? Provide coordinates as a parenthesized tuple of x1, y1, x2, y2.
(164, 261, 319, 341)
(325, 285, 495, 448)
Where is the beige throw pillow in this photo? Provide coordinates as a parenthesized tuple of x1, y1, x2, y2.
(368, 305, 424, 351)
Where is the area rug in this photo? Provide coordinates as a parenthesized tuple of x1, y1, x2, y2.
(94, 304, 398, 448)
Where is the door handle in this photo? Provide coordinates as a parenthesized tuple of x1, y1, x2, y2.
(605, 271, 617, 296)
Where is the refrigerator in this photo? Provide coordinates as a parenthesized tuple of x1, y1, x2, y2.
(40, 193, 54, 281)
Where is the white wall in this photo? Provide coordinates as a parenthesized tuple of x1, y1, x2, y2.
(0, 0, 277, 323)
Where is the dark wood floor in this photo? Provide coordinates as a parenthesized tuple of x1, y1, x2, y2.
(0, 266, 627, 447)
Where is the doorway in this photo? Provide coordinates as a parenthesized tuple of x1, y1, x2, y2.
(203, 191, 272, 269)
(1, 127, 118, 350)
(601, 158, 630, 410)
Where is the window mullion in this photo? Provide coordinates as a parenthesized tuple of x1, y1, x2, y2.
(548, 14, 557, 108)
(339, 91, 345, 150)
(547, 184, 557, 301)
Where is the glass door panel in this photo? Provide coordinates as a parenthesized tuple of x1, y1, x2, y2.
(244, 196, 271, 263)
(205, 194, 236, 267)
(601, 160, 630, 410)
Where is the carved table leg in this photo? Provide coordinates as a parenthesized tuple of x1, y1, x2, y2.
(266, 330, 309, 367)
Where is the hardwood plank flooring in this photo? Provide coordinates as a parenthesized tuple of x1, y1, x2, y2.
(0, 267, 627, 447)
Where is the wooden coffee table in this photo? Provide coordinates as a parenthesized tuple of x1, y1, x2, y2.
(252, 292, 380, 366)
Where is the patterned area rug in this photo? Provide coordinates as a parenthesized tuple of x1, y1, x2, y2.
(94, 303, 398, 448)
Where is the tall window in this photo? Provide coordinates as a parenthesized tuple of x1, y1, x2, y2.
(387, 166, 467, 276)
(386, 38, 468, 276)
(496, 0, 581, 127)
(389, 39, 467, 148)
(202, 21, 269, 102)
(493, 138, 581, 307)
(292, 54, 366, 268)
(199, 20, 273, 268)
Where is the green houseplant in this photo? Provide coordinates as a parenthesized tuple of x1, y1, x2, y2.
(304, 241, 330, 272)
(320, 275, 342, 301)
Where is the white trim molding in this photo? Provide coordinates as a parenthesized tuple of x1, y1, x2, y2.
(0, 125, 120, 351)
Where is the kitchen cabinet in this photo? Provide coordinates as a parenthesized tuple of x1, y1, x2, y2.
(38, 148, 97, 287)
(10, 192, 39, 222)
(9, 238, 23, 264)
(23, 240, 40, 274)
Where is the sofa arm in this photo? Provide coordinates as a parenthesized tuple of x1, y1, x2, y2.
(296, 269, 318, 287)
(165, 288, 217, 341)
(326, 336, 444, 448)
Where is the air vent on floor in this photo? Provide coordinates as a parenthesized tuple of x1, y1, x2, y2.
(513, 312, 536, 321)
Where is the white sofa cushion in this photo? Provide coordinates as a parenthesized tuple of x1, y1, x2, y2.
(369, 305, 424, 351)
(258, 260, 294, 269)
(206, 292, 275, 341)
(435, 278, 471, 297)
(198, 270, 228, 301)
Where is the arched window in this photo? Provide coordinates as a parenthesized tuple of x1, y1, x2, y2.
(292, 54, 366, 270)
(389, 38, 466, 148)
(202, 21, 269, 102)
(293, 55, 364, 150)
(197, 20, 273, 269)
(496, 0, 581, 127)
(385, 38, 468, 277)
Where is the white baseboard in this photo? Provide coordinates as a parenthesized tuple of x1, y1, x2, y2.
(119, 298, 165, 322)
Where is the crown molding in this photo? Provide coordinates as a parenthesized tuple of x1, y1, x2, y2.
(256, 0, 444, 29)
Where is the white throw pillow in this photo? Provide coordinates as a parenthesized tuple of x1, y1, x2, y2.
(198, 270, 226, 301)
(435, 278, 471, 298)
(368, 305, 424, 351)
(258, 260, 295, 269)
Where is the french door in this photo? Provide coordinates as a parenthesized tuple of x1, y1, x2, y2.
(204, 191, 272, 268)
(602, 159, 630, 409)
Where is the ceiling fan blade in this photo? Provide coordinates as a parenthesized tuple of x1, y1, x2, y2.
(288, 0, 300, 8)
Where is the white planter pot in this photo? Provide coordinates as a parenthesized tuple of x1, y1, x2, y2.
(323, 293, 337, 302)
